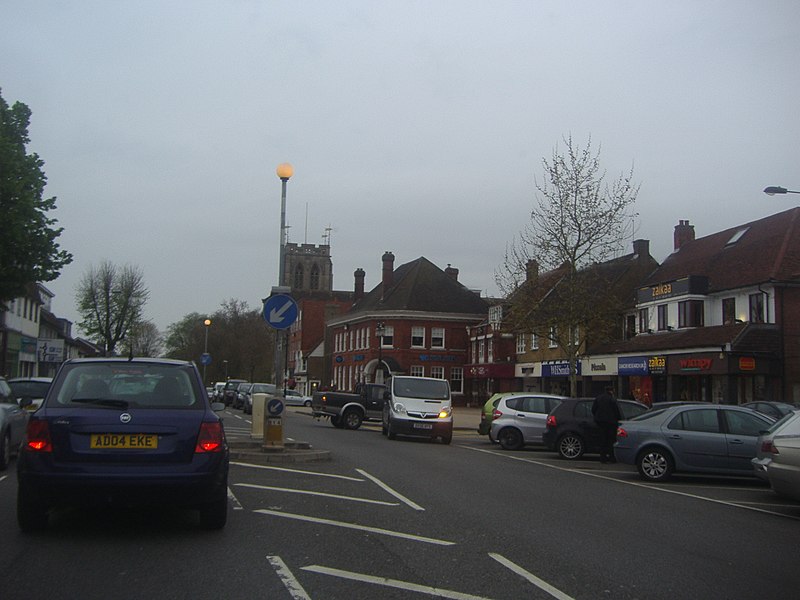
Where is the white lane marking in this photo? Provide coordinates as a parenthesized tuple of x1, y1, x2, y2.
(235, 483, 400, 506)
(254, 509, 455, 545)
(227, 486, 244, 511)
(231, 462, 364, 481)
(465, 446, 800, 521)
(356, 468, 425, 511)
(489, 553, 576, 600)
(300, 564, 493, 600)
(0, 475, 7, 483)
(267, 556, 312, 600)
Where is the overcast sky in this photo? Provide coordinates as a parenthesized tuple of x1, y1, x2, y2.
(3, 1, 799, 336)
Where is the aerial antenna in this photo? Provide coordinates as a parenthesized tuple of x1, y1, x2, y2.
(322, 224, 333, 247)
(304, 203, 309, 244)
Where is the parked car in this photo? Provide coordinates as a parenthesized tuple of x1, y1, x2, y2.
(382, 376, 452, 444)
(542, 398, 649, 460)
(490, 393, 566, 450)
(212, 382, 226, 402)
(283, 389, 312, 407)
(752, 412, 798, 482)
(232, 382, 252, 410)
(222, 379, 247, 407)
(760, 412, 800, 501)
(8, 377, 53, 412)
(477, 392, 514, 437)
(16, 357, 229, 532)
(243, 383, 277, 414)
(741, 401, 798, 421)
(1, 376, 29, 470)
(614, 404, 774, 482)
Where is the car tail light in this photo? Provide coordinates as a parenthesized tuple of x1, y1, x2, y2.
(761, 441, 779, 454)
(26, 419, 53, 453)
(616, 426, 628, 438)
(195, 422, 225, 453)
(546, 415, 557, 428)
(492, 409, 503, 420)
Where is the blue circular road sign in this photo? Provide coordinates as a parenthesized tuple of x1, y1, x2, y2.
(267, 397, 284, 416)
(263, 294, 299, 330)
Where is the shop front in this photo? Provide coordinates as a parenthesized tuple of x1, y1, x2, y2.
(617, 355, 668, 406)
(465, 362, 518, 405)
(541, 360, 581, 396)
(668, 352, 780, 404)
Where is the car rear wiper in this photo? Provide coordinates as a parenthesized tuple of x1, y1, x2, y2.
(71, 398, 130, 409)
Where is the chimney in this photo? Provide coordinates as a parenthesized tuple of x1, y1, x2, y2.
(632, 239, 649, 261)
(354, 268, 365, 302)
(674, 220, 695, 251)
(381, 251, 395, 295)
(526, 259, 539, 281)
(445, 264, 459, 281)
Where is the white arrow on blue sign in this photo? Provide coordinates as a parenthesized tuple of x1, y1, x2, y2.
(263, 294, 298, 330)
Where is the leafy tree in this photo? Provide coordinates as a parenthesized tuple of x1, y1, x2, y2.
(0, 89, 72, 305)
(120, 320, 163, 358)
(497, 135, 639, 396)
(75, 260, 149, 356)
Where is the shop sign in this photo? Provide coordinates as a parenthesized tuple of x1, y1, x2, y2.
(419, 354, 457, 362)
(637, 275, 709, 303)
(354, 354, 365, 362)
(739, 357, 756, 371)
(38, 339, 64, 363)
(648, 355, 667, 375)
(679, 357, 712, 371)
(618, 356, 648, 375)
(542, 361, 581, 377)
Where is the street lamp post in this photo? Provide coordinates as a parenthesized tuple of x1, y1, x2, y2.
(203, 318, 211, 385)
(375, 322, 385, 384)
(273, 163, 294, 389)
(223, 360, 228, 380)
(764, 186, 800, 196)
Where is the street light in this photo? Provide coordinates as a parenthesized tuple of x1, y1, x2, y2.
(375, 321, 385, 384)
(203, 318, 211, 385)
(764, 186, 800, 196)
(273, 163, 293, 390)
(223, 359, 228, 380)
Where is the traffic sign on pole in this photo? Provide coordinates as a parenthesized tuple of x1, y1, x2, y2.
(263, 294, 298, 330)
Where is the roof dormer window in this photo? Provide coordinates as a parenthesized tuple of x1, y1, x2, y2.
(726, 227, 749, 246)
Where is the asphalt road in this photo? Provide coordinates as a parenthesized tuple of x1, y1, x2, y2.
(1, 407, 798, 599)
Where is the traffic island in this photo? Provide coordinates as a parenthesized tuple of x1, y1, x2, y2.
(227, 439, 331, 464)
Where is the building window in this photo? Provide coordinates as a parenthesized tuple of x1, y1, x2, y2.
(478, 340, 485, 363)
(531, 332, 539, 350)
(488, 339, 494, 362)
(639, 308, 649, 333)
(516, 333, 527, 354)
(722, 298, 736, 325)
(310, 264, 320, 290)
(411, 326, 425, 348)
(431, 366, 444, 379)
(749, 293, 765, 323)
(657, 305, 668, 331)
(548, 326, 558, 348)
(293, 264, 304, 289)
(450, 367, 463, 394)
(410, 365, 424, 377)
(678, 300, 704, 328)
(625, 315, 636, 339)
(380, 326, 394, 347)
(431, 327, 445, 348)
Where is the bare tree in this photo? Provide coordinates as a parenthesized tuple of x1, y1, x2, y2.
(497, 135, 639, 396)
(121, 320, 163, 357)
(76, 261, 149, 356)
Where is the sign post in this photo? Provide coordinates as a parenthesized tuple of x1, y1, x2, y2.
(263, 395, 285, 449)
(262, 289, 297, 450)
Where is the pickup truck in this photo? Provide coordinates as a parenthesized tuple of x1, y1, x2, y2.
(312, 383, 387, 430)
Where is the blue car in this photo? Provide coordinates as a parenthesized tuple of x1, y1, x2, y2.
(615, 404, 774, 482)
(16, 358, 229, 531)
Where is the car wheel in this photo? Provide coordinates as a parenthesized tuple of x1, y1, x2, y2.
(304, 400, 312, 407)
(0, 430, 10, 471)
(439, 429, 453, 445)
(343, 409, 363, 430)
(557, 433, 584, 460)
(387, 417, 397, 440)
(17, 484, 48, 533)
(199, 493, 228, 530)
(637, 447, 674, 482)
(498, 427, 524, 451)
(331, 415, 344, 428)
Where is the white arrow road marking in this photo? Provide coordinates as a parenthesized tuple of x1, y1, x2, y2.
(267, 556, 311, 600)
(254, 509, 455, 545)
(269, 300, 293, 323)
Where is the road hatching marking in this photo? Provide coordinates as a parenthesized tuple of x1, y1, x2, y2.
(356, 468, 425, 511)
(489, 553, 576, 600)
(267, 556, 312, 600)
(235, 482, 400, 506)
(231, 462, 365, 481)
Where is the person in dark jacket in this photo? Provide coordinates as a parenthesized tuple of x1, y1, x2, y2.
(592, 385, 622, 463)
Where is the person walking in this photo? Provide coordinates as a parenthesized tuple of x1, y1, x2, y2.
(592, 385, 622, 464)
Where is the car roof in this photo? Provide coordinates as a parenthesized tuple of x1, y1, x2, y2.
(62, 357, 193, 367)
(9, 376, 53, 383)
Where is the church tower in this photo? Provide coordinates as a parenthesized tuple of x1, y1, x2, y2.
(283, 243, 333, 293)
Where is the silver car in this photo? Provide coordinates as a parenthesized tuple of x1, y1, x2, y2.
(490, 393, 565, 450)
(615, 404, 773, 482)
(1, 376, 29, 470)
(752, 411, 800, 499)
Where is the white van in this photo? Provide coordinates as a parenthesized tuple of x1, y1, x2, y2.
(381, 376, 453, 444)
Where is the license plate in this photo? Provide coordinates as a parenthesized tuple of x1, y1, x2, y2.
(90, 434, 158, 449)
(413, 423, 433, 430)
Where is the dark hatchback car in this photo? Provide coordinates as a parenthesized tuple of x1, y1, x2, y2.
(223, 379, 248, 407)
(542, 398, 649, 459)
(16, 358, 229, 532)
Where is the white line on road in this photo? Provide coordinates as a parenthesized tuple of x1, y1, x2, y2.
(489, 553, 575, 600)
(227, 486, 244, 511)
(254, 509, 455, 545)
(300, 564, 494, 599)
(464, 446, 800, 521)
(267, 556, 312, 600)
(235, 482, 400, 506)
(231, 462, 365, 481)
(356, 468, 426, 511)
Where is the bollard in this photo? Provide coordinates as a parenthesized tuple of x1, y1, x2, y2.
(262, 395, 285, 449)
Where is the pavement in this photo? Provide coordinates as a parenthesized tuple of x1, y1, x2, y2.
(227, 405, 483, 465)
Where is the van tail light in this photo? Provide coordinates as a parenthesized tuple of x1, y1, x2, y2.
(195, 422, 225, 453)
(546, 415, 557, 428)
(492, 409, 503, 420)
(26, 419, 53, 453)
(616, 426, 628, 438)
(761, 441, 779, 455)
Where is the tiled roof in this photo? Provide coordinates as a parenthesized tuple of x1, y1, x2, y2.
(352, 257, 488, 315)
(646, 207, 800, 291)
